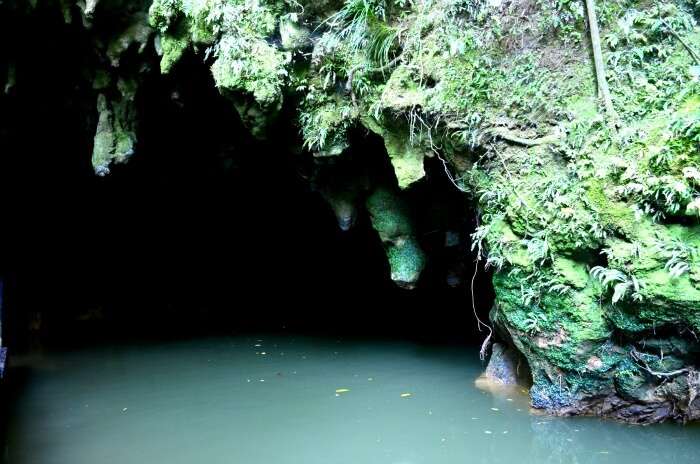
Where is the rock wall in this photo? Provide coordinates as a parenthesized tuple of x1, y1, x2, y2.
(2, 0, 700, 423)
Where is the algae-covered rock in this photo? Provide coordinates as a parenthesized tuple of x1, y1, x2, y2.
(386, 238, 426, 288)
(375, 127, 427, 189)
(366, 187, 426, 288)
(91, 80, 138, 175)
(149, 0, 290, 131)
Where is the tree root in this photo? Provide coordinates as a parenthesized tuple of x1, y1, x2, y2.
(659, 17, 700, 65)
(488, 128, 561, 147)
(631, 348, 689, 379)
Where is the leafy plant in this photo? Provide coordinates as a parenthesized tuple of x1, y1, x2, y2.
(547, 282, 572, 295)
(655, 237, 697, 277)
(525, 236, 551, 265)
(604, 3, 697, 115)
(615, 171, 695, 221)
(590, 265, 643, 304)
(524, 312, 549, 334)
(670, 112, 700, 146)
(323, 0, 401, 67)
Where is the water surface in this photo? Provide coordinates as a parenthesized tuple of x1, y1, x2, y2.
(3, 336, 699, 463)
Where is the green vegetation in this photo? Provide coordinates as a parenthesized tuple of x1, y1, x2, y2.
(94, 0, 700, 422)
(6, 0, 700, 422)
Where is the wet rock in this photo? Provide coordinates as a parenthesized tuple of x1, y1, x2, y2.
(0, 347, 6, 379)
(366, 187, 426, 288)
(92, 84, 138, 175)
(311, 157, 369, 232)
(484, 343, 522, 385)
(362, 116, 427, 189)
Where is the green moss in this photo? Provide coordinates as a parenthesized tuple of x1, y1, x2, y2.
(212, 38, 288, 107)
(91, 79, 138, 175)
(92, 69, 111, 91)
(387, 238, 426, 287)
(159, 31, 190, 74)
(552, 257, 589, 289)
(300, 97, 358, 156)
(365, 187, 413, 241)
(380, 65, 426, 111)
(149, 0, 288, 107)
(148, 0, 183, 32)
(92, 93, 116, 176)
(24, 0, 700, 421)
(493, 265, 610, 374)
(613, 361, 647, 401)
(584, 179, 638, 237)
(362, 116, 426, 188)
(366, 187, 426, 286)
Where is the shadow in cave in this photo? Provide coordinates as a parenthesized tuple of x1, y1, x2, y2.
(0, 10, 499, 458)
(0, 27, 494, 354)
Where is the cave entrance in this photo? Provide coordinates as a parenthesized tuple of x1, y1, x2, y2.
(0, 46, 494, 354)
(0, 10, 507, 463)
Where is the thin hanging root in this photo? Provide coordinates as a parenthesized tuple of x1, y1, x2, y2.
(479, 331, 493, 361)
(431, 138, 492, 360)
(471, 216, 493, 361)
(435, 151, 467, 193)
(630, 348, 689, 378)
(472, 258, 493, 361)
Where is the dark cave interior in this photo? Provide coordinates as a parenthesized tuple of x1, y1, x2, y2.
(0, 6, 495, 354)
(0, 6, 503, 457)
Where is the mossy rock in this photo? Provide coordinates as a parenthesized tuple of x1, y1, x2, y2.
(387, 238, 426, 288)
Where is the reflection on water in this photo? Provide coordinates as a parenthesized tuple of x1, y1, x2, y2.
(2, 336, 699, 464)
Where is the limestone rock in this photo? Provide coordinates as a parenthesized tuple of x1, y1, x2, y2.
(366, 188, 426, 288)
(483, 343, 522, 385)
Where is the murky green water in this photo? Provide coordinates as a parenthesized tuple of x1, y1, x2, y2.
(3, 335, 700, 464)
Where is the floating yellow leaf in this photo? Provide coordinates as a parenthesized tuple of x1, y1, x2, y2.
(400, 393, 412, 398)
(335, 388, 350, 393)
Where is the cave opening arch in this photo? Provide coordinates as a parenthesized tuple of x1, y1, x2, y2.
(0, 35, 495, 352)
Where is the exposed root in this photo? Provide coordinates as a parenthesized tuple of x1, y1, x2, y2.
(659, 16, 700, 65)
(488, 128, 561, 147)
(471, 214, 493, 361)
(434, 142, 494, 360)
(435, 151, 468, 193)
(631, 348, 689, 378)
